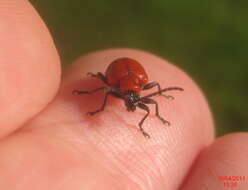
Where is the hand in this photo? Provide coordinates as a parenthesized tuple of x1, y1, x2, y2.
(0, 1, 247, 189)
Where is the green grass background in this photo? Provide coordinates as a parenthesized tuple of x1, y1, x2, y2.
(30, 0, 248, 136)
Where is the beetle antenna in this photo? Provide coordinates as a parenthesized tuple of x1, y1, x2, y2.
(140, 87, 184, 100)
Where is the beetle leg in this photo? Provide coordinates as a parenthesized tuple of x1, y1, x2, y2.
(141, 97, 170, 125)
(87, 93, 109, 115)
(142, 82, 174, 100)
(87, 72, 108, 84)
(137, 103, 151, 138)
(72, 87, 109, 95)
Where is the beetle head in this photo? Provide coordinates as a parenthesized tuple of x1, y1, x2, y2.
(123, 91, 140, 111)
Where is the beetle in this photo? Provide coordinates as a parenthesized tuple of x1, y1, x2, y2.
(73, 57, 183, 138)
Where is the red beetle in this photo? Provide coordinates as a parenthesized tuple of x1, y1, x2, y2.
(73, 57, 183, 138)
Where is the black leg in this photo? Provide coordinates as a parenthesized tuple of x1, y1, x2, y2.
(87, 72, 108, 84)
(87, 93, 109, 115)
(141, 97, 170, 125)
(72, 87, 108, 95)
(142, 82, 174, 99)
(137, 103, 151, 138)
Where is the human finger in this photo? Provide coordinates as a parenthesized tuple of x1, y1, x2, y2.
(0, 0, 61, 138)
(180, 133, 248, 189)
(18, 48, 214, 189)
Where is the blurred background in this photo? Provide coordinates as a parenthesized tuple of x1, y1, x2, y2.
(30, 0, 247, 136)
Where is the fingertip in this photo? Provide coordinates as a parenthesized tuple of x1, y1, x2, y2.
(0, 0, 61, 137)
(39, 48, 214, 189)
(180, 132, 248, 189)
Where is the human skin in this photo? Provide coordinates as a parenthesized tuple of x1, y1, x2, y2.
(0, 0, 248, 189)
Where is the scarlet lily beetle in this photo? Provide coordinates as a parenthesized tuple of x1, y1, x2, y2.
(73, 57, 183, 138)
